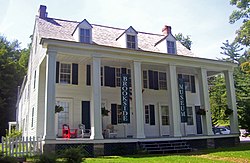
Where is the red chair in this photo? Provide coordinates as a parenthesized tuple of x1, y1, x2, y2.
(62, 124, 78, 138)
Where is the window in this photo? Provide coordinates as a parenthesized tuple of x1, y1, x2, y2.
(127, 35, 136, 49)
(145, 105, 155, 125)
(31, 107, 34, 128)
(143, 70, 148, 88)
(33, 71, 36, 89)
(159, 72, 167, 90)
(127, 69, 131, 87)
(117, 105, 122, 124)
(187, 107, 194, 125)
(116, 68, 121, 87)
(167, 41, 175, 54)
(178, 74, 196, 93)
(57, 101, 69, 135)
(60, 63, 71, 84)
(145, 105, 149, 124)
(161, 106, 169, 125)
(80, 28, 91, 43)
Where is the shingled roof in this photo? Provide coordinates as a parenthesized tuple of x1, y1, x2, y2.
(37, 16, 194, 57)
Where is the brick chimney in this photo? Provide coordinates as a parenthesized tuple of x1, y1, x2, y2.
(39, 5, 47, 19)
(162, 25, 172, 35)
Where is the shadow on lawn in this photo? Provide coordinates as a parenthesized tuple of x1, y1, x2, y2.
(121, 143, 250, 159)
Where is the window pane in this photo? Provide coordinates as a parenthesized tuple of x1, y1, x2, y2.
(187, 107, 193, 125)
(161, 106, 169, 125)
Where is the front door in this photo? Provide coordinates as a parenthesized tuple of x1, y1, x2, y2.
(159, 105, 170, 136)
(195, 106, 203, 134)
(82, 101, 91, 130)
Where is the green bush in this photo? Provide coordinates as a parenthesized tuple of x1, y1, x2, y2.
(34, 153, 57, 163)
(0, 156, 18, 163)
(3, 129, 22, 139)
(60, 146, 87, 163)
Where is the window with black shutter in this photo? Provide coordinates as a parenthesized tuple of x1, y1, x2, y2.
(190, 75, 196, 93)
(149, 105, 155, 125)
(104, 66, 115, 87)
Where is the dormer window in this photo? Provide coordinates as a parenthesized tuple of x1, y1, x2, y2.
(127, 35, 136, 49)
(167, 41, 176, 54)
(80, 28, 91, 43)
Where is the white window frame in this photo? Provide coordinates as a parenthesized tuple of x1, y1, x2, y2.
(143, 70, 148, 88)
(116, 68, 121, 87)
(59, 63, 71, 84)
(56, 100, 70, 137)
(159, 71, 167, 90)
(167, 40, 176, 54)
(126, 34, 136, 49)
(80, 28, 91, 43)
(187, 106, 194, 125)
(161, 105, 169, 125)
(145, 105, 149, 124)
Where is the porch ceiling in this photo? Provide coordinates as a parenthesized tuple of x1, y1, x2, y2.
(57, 54, 91, 64)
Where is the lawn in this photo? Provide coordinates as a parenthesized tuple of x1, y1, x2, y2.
(85, 143, 250, 163)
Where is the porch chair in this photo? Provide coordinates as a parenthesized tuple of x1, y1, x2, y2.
(105, 124, 117, 138)
(62, 124, 78, 138)
(78, 124, 91, 138)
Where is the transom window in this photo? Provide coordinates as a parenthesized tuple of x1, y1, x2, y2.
(80, 28, 91, 43)
(127, 35, 136, 49)
(167, 41, 175, 54)
(60, 63, 71, 84)
(187, 107, 194, 125)
(161, 105, 169, 125)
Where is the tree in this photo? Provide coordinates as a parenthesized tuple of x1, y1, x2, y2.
(0, 36, 29, 140)
(229, 0, 250, 46)
(220, 40, 243, 64)
(175, 33, 192, 50)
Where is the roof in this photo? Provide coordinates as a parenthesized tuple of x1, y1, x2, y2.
(36, 16, 194, 56)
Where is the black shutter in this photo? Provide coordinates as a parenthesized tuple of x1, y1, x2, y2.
(56, 62, 59, 83)
(149, 105, 155, 125)
(121, 68, 127, 74)
(195, 106, 202, 134)
(191, 75, 196, 93)
(72, 63, 78, 85)
(148, 70, 154, 89)
(153, 71, 159, 90)
(86, 65, 91, 86)
(111, 104, 117, 125)
(104, 66, 115, 87)
(82, 101, 91, 129)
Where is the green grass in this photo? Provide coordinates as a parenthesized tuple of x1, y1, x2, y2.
(85, 143, 250, 163)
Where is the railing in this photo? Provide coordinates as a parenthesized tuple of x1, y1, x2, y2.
(1, 136, 43, 157)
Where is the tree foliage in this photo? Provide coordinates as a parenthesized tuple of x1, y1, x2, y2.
(175, 33, 192, 50)
(229, 0, 250, 46)
(0, 36, 29, 139)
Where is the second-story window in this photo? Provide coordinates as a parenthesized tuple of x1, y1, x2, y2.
(127, 35, 136, 49)
(80, 28, 91, 43)
(167, 41, 175, 54)
(60, 63, 71, 84)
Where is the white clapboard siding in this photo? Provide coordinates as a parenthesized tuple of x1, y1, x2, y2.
(1, 136, 42, 157)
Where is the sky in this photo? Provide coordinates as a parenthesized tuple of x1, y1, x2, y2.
(0, 0, 242, 59)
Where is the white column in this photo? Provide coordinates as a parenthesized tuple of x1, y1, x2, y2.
(90, 57, 103, 139)
(198, 68, 213, 135)
(224, 70, 239, 134)
(132, 61, 145, 138)
(168, 64, 182, 137)
(43, 50, 57, 140)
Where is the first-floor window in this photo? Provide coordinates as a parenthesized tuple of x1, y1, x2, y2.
(161, 105, 169, 125)
(117, 105, 122, 124)
(145, 105, 155, 125)
(187, 107, 194, 125)
(145, 105, 149, 124)
(57, 101, 69, 135)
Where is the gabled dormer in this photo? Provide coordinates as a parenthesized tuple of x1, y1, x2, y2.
(155, 25, 177, 54)
(72, 19, 92, 44)
(116, 26, 138, 50)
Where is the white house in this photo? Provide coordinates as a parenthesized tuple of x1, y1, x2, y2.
(16, 5, 239, 154)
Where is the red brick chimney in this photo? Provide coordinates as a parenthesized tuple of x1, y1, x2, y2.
(39, 5, 47, 19)
(162, 25, 172, 35)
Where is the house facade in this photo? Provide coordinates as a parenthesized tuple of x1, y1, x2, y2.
(16, 5, 239, 154)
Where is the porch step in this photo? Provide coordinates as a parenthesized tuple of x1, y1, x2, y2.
(139, 140, 192, 154)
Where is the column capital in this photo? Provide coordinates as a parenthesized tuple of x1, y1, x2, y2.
(47, 49, 57, 55)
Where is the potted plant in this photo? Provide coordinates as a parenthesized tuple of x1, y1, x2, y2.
(101, 107, 110, 116)
(55, 105, 64, 113)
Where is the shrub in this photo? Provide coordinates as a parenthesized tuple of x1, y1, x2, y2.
(60, 146, 87, 163)
(0, 156, 18, 163)
(34, 153, 57, 163)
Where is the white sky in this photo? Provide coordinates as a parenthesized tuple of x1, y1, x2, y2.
(0, 0, 241, 59)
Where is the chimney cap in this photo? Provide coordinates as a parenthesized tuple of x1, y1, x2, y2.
(39, 5, 47, 19)
(162, 25, 172, 35)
